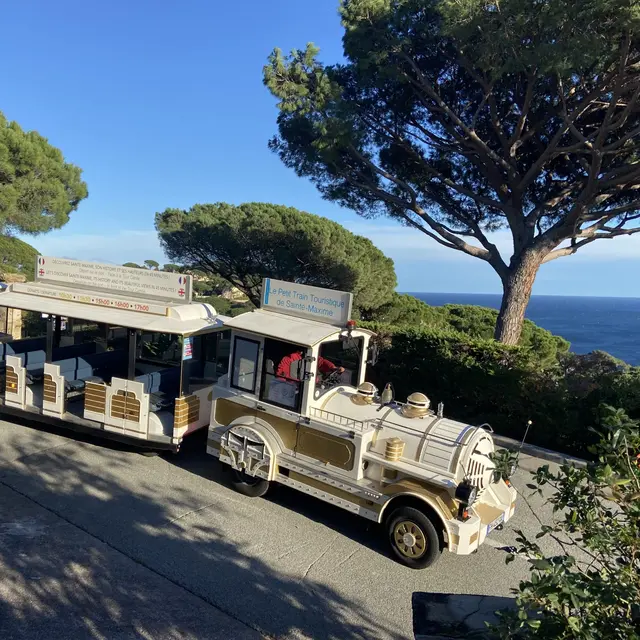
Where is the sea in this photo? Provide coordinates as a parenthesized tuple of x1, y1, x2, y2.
(410, 293, 640, 366)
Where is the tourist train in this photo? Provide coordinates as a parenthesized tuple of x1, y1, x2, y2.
(0, 259, 517, 568)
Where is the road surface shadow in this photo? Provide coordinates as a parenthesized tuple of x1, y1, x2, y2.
(412, 592, 516, 639)
(0, 419, 404, 640)
(167, 427, 392, 561)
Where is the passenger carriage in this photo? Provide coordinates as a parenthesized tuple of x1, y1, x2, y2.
(0, 257, 229, 451)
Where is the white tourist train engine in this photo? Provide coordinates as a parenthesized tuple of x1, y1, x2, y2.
(207, 279, 518, 569)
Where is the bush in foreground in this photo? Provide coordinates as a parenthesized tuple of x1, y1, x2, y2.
(491, 406, 640, 639)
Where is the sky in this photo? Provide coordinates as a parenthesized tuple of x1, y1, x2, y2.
(1, 0, 638, 297)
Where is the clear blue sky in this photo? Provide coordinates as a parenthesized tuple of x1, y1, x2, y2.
(1, 0, 638, 297)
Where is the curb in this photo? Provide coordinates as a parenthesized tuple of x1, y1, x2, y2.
(492, 433, 587, 468)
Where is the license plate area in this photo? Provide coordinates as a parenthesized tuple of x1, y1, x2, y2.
(486, 512, 505, 534)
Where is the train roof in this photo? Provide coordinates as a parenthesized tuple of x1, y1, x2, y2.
(0, 283, 227, 336)
(223, 308, 374, 346)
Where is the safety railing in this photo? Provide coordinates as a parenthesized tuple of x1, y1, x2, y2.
(308, 406, 376, 432)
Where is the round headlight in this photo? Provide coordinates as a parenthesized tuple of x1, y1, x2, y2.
(455, 480, 478, 506)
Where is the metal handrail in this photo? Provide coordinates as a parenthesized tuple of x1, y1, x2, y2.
(308, 407, 374, 432)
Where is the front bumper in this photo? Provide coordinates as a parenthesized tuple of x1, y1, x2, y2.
(447, 482, 517, 555)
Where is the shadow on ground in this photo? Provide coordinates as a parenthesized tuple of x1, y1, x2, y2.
(412, 592, 516, 640)
(168, 428, 391, 561)
(0, 418, 404, 640)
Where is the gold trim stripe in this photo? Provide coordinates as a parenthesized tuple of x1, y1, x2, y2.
(5, 367, 18, 395)
(174, 395, 200, 428)
(43, 374, 57, 404)
(288, 471, 381, 513)
(111, 390, 141, 422)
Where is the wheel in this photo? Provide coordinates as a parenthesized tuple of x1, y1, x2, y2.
(230, 468, 270, 498)
(386, 506, 442, 569)
(139, 450, 159, 457)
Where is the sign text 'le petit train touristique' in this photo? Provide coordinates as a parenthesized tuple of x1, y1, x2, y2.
(261, 278, 353, 326)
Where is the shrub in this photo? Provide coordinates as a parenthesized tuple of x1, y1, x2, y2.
(365, 296, 569, 368)
(492, 406, 640, 639)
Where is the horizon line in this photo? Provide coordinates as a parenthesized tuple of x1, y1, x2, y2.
(402, 291, 640, 301)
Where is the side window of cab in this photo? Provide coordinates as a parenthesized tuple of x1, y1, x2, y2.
(317, 337, 364, 388)
(231, 336, 260, 393)
(260, 338, 305, 411)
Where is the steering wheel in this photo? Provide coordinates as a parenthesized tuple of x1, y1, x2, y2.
(321, 369, 343, 388)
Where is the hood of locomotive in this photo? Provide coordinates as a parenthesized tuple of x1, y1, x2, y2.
(321, 389, 497, 488)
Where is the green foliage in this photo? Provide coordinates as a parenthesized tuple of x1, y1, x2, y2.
(365, 295, 569, 366)
(265, 0, 640, 344)
(21, 311, 47, 338)
(122, 262, 142, 269)
(0, 236, 38, 279)
(198, 295, 232, 316)
(144, 259, 160, 270)
(162, 263, 182, 273)
(192, 280, 211, 296)
(0, 112, 87, 234)
(228, 303, 252, 318)
(362, 293, 446, 328)
(156, 202, 397, 311)
(439, 0, 640, 77)
(489, 448, 519, 482)
(491, 407, 640, 639)
(198, 295, 254, 318)
(192, 275, 231, 297)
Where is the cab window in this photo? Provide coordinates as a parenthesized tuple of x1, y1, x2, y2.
(260, 338, 304, 411)
(318, 337, 364, 388)
(231, 336, 260, 393)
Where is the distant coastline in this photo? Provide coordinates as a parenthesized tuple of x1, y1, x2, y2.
(407, 292, 640, 366)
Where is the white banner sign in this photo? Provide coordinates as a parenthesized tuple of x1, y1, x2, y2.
(35, 256, 192, 303)
(261, 278, 353, 326)
(13, 283, 170, 316)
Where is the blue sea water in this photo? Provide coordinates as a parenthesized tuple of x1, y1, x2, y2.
(410, 293, 640, 366)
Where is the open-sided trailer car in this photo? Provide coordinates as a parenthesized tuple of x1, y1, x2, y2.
(0, 256, 230, 451)
(207, 278, 518, 569)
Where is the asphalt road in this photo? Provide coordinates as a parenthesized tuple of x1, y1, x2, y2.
(0, 416, 563, 640)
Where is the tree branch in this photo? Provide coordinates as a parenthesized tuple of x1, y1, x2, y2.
(542, 225, 640, 263)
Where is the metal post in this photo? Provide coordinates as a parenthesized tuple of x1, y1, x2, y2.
(180, 359, 189, 398)
(179, 336, 190, 397)
(53, 316, 62, 350)
(128, 329, 137, 380)
(46, 316, 55, 361)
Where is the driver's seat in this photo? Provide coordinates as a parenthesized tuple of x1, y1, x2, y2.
(262, 359, 275, 398)
(265, 359, 275, 376)
(289, 359, 303, 381)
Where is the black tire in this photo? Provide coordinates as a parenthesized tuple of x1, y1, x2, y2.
(386, 506, 442, 569)
(139, 450, 160, 457)
(230, 469, 270, 498)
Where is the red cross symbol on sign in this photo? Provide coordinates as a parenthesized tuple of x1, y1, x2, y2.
(39, 269, 45, 276)
(178, 288, 185, 297)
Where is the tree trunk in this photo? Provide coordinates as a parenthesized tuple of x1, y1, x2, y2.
(494, 250, 544, 345)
